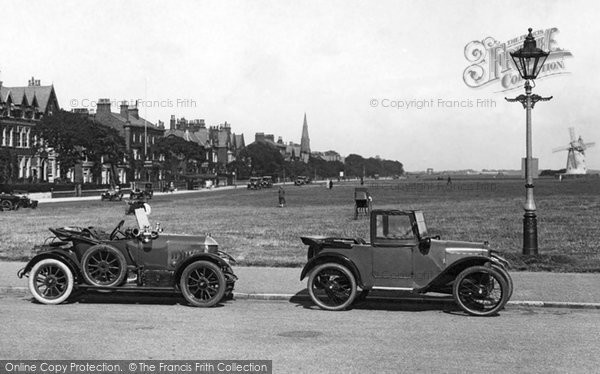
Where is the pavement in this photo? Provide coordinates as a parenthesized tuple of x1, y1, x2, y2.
(2, 262, 599, 309)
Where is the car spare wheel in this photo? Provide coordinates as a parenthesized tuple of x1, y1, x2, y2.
(81, 244, 127, 287)
(180, 260, 226, 307)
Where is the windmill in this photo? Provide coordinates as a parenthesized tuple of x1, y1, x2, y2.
(552, 127, 596, 175)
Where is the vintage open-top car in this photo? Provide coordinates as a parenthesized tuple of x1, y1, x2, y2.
(100, 187, 123, 201)
(294, 176, 311, 186)
(130, 182, 154, 200)
(261, 176, 273, 188)
(0, 191, 38, 211)
(247, 177, 262, 190)
(18, 207, 237, 307)
(300, 209, 512, 316)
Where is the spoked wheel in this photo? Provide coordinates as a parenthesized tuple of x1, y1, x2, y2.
(1, 200, 13, 211)
(81, 245, 127, 287)
(308, 263, 357, 311)
(492, 265, 513, 302)
(180, 261, 226, 307)
(28, 259, 74, 304)
(453, 266, 509, 316)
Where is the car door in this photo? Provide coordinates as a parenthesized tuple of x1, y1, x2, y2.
(371, 213, 417, 288)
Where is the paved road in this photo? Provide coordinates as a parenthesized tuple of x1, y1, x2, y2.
(3, 262, 600, 306)
(1, 295, 599, 373)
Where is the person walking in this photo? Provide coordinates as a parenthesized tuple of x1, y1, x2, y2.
(278, 186, 286, 207)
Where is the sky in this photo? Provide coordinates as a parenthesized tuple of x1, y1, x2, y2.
(2, 0, 599, 172)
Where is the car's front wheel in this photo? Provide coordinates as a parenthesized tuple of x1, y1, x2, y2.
(28, 259, 74, 305)
(1, 200, 13, 211)
(180, 261, 226, 307)
(453, 266, 509, 316)
(308, 263, 357, 311)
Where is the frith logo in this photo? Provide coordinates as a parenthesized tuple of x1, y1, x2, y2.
(463, 28, 573, 92)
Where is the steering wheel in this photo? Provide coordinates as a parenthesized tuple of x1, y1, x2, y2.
(110, 220, 125, 240)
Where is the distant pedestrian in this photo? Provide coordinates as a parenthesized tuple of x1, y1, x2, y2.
(447, 176, 452, 185)
(329, 179, 333, 189)
(360, 177, 364, 185)
(278, 186, 286, 207)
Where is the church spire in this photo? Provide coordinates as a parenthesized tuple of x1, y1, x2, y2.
(300, 113, 310, 163)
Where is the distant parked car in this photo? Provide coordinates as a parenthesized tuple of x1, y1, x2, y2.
(300, 209, 513, 316)
(247, 177, 262, 190)
(294, 176, 311, 186)
(0, 191, 38, 211)
(261, 176, 273, 188)
(101, 187, 123, 201)
(130, 182, 153, 200)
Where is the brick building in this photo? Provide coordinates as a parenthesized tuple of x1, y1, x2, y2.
(92, 99, 165, 183)
(0, 77, 60, 182)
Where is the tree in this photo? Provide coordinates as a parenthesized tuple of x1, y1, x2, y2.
(151, 136, 206, 179)
(37, 110, 126, 184)
(0, 148, 18, 184)
(237, 142, 284, 177)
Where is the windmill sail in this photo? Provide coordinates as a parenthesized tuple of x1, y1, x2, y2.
(553, 127, 596, 175)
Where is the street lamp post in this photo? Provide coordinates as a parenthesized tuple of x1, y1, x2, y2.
(505, 28, 553, 255)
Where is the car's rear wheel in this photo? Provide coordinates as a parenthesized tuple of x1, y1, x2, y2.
(1, 200, 13, 211)
(28, 259, 74, 305)
(453, 266, 508, 316)
(308, 263, 357, 311)
(180, 261, 226, 307)
(81, 245, 127, 287)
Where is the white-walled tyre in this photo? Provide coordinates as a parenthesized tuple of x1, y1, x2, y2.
(28, 259, 74, 305)
(308, 263, 357, 311)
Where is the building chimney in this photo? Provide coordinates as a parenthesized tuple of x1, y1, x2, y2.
(170, 115, 176, 130)
(96, 98, 112, 114)
(120, 101, 129, 120)
(128, 100, 139, 119)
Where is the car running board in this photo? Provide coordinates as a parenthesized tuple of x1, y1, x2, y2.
(371, 286, 415, 291)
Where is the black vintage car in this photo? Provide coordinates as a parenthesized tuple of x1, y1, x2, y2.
(301, 209, 512, 316)
(130, 182, 154, 200)
(247, 177, 262, 190)
(100, 188, 123, 201)
(294, 176, 311, 186)
(18, 207, 237, 307)
(0, 191, 38, 211)
(261, 176, 273, 188)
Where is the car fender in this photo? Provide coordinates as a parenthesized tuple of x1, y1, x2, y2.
(417, 256, 493, 293)
(300, 254, 363, 287)
(173, 253, 232, 282)
(18, 250, 82, 281)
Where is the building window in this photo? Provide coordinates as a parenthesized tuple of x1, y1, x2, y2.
(15, 127, 21, 148)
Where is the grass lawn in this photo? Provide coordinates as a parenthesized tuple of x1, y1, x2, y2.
(1, 177, 599, 272)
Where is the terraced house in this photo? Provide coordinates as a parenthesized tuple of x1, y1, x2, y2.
(0, 77, 60, 182)
(92, 99, 166, 183)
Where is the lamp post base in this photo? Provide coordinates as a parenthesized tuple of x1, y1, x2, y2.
(523, 212, 538, 255)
